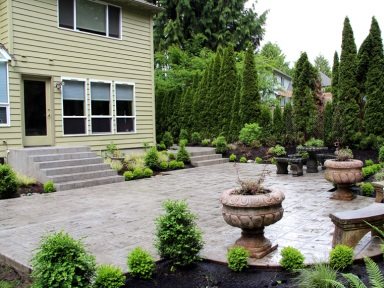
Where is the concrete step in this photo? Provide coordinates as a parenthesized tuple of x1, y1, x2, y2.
(190, 154, 222, 163)
(193, 158, 229, 167)
(48, 169, 118, 183)
(55, 175, 124, 191)
(38, 157, 103, 169)
(188, 148, 216, 157)
(12, 146, 90, 156)
(44, 163, 111, 176)
(31, 152, 97, 162)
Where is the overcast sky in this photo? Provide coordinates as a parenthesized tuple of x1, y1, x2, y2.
(247, 0, 384, 67)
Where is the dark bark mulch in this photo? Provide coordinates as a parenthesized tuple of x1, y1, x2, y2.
(18, 183, 44, 196)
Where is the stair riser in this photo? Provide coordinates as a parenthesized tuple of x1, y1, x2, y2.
(49, 170, 118, 183)
(190, 154, 221, 162)
(56, 177, 124, 191)
(39, 158, 103, 169)
(15, 146, 90, 156)
(32, 152, 97, 162)
(44, 164, 111, 176)
(193, 159, 229, 167)
(189, 150, 217, 157)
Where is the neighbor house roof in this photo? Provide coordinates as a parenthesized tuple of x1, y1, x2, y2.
(118, 0, 162, 13)
(320, 72, 331, 87)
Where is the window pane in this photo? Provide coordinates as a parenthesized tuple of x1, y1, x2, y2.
(76, 0, 106, 35)
(59, 0, 74, 29)
(116, 100, 132, 116)
(116, 84, 133, 101)
(64, 118, 86, 134)
(108, 5, 120, 38)
(64, 100, 84, 116)
(117, 118, 134, 133)
(92, 118, 111, 133)
(0, 106, 7, 124)
(0, 62, 8, 103)
(63, 80, 85, 100)
(91, 82, 110, 101)
(92, 100, 110, 115)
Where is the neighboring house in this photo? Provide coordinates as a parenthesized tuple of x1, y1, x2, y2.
(0, 0, 160, 158)
(273, 69, 292, 107)
(319, 72, 332, 103)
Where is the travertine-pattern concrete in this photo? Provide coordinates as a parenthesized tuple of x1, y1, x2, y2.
(0, 163, 378, 273)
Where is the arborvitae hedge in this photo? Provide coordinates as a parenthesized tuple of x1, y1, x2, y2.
(229, 74, 242, 143)
(208, 51, 223, 137)
(273, 104, 284, 139)
(323, 101, 333, 146)
(331, 52, 339, 103)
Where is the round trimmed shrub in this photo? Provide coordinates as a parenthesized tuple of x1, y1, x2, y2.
(93, 264, 125, 288)
(144, 147, 159, 170)
(127, 247, 155, 279)
(239, 156, 247, 163)
(201, 139, 211, 146)
(159, 161, 168, 170)
(255, 157, 263, 164)
(0, 164, 18, 199)
(43, 180, 56, 193)
(365, 159, 374, 167)
(169, 160, 178, 170)
(280, 246, 305, 271)
(124, 171, 134, 181)
(239, 123, 262, 146)
(191, 132, 202, 145)
(143, 168, 153, 178)
(133, 167, 144, 179)
(214, 136, 228, 154)
(155, 200, 203, 268)
(229, 154, 237, 162)
(176, 144, 190, 164)
(31, 231, 96, 288)
(157, 142, 166, 151)
(176, 161, 185, 169)
(329, 244, 354, 270)
(360, 182, 374, 196)
(227, 246, 249, 272)
(162, 132, 174, 149)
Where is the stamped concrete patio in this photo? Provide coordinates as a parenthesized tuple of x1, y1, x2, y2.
(0, 163, 379, 273)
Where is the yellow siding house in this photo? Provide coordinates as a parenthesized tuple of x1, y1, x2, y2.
(0, 0, 160, 158)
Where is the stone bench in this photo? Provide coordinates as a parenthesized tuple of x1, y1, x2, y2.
(317, 153, 336, 170)
(329, 203, 384, 248)
(275, 157, 304, 177)
(372, 181, 384, 203)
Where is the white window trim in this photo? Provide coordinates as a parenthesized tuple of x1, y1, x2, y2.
(114, 81, 137, 134)
(90, 79, 113, 135)
(57, 0, 123, 40)
(61, 77, 88, 137)
(0, 57, 10, 127)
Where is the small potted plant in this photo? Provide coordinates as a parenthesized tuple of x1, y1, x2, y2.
(324, 148, 363, 200)
(220, 166, 285, 258)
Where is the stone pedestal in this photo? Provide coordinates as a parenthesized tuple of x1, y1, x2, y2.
(234, 228, 277, 259)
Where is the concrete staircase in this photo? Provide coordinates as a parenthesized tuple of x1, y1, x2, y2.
(188, 147, 229, 167)
(8, 146, 124, 191)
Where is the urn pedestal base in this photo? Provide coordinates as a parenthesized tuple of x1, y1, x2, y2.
(233, 228, 277, 259)
(331, 185, 356, 201)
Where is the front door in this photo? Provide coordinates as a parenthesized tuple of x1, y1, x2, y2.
(23, 79, 53, 146)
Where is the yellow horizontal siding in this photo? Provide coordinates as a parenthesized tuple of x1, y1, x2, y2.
(0, 0, 8, 45)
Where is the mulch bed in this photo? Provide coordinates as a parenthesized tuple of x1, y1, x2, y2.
(17, 183, 44, 196)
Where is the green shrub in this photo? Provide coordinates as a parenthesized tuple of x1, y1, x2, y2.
(239, 156, 247, 163)
(162, 132, 174, 149)
(304, 138, 324, 147)
(133, 167, 144, 179)
(239, 123, 262, 146)
(43, 180, 56, 193)
(124, 171, 134, 181)
(365, 159, 374, 167)
(179, 129, 189, 143)
(176, 161, 185, 169)
(127, 247, 155, 280)
(155, 200, 203, 268)
(169, 160, 178, 170)
(294, 263, 337, 288)
(0, 164, 18, 199)
(143, 168, 153, 178)
(268, 145, 287, 156)
(227, 246, 249, 272)
(255, 157, 263, 164)
(214, 136, 228, 154)
(191, 132, 202, 145)
(159, 161, 168, 170)
(201, 139, 211, 146)
(229, 154, 237, 162)
(176, 144, 190, 164)
(0, 281, 15, 288)
(362, 163, 381, 178)
(157, 142, 167, 151)
(31, 231, 96, 288)
(329, 244, 354, 270)
(144, 147, 159, 170)
(379, 145, 384, 163)
(279, 246, 305, 271)
(360, 182, 374, 196)
(168, 153, 176, 160)
(93, 264, 125, 288)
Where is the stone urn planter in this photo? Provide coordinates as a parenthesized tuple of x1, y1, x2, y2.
(220, 188, 285, 258)
(324, 159, 363, 201)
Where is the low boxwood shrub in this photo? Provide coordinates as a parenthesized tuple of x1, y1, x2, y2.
(133, 167, 144, 179)
(162, 132, 174, 149)
(155, 200, 203, 268)
(360, 182, 374, 196)
(329, 244, 354, 270)
(157, 142, 167, 151)
(365, 159, 374, 167)
(43, 180, 56, 193)
(31, 231, 96, 287)
(239, 123, 262, 146)
(255, 157, 263, 164)
(127, 247, 155, 280)
(214, 136, 228, 154)
(239, 156, 247, 163)
(179, 129, 189, 143)
(280, 246, 305, 271)
(176, 161, 185, 169)
(93, 264, 125, 288)
(124, 171, 134, 181)
(159, 161, 168, 170)
(144, 147, 159, 170)
(191, 132, 202, 145)
(143, 168, 153, 178)
(304, 138, 324, 147)
(0, 164, 18, 199)
(227, 246, 249, 272)
(169, 160, 178, 170)
(201, 139, 211, 146)
(362, 164, 382, 178)
(176, 144, 190, 164)
(268, 145, 286, 156)
(229, 154, 237, 162)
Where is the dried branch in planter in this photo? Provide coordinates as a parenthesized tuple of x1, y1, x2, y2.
(234, 164, 271, 195)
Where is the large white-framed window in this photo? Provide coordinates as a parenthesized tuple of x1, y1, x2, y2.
(115, 82, 136, 133)
(90, 80, 112, 134)
(58, 0, 122, 39)
(0, 58, 10, 127)
(62, 78, 87, 135)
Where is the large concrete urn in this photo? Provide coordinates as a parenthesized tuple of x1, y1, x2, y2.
(220, 188, 285, 259)
(324, 159, 363, 201)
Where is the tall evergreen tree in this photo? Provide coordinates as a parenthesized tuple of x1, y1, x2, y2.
(282, 102, 294, 144)
(337, 17, 360, 144)
(331, 52, 339, 103)
(273, 104, 284, 140)
(323, 101, 333, 146)
(229, 74, 242, 143)
(292, 52, 317, 140)
(259, 104, 273, 142)
(240, 46, 260, 127)
(364, 17, 384, 135)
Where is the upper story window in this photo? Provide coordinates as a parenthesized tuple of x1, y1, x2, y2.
(58, 0, 121, 39)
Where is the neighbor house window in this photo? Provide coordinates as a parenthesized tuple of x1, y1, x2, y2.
(115, 83, 135, 133)
(0, 62, 9, 126)
(58, 0, 121, 38)
(91, 81, 112, 133)
(62, 79, 87, 135)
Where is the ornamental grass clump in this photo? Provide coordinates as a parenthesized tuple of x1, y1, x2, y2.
(279, 246, 305, 271)
(0, 164, 18, 199)
(329, 244, 354, 270)
(155, 200, 203, 268)
(93, 264, 125, 288)
(227, 246, 249, 272)
(127, 247, 155, 280)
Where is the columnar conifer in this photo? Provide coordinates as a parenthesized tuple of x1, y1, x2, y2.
(208, 51, 223, 137)
(273, 104, 284, 139)
(323, 101, 333, 146)
(229, 74, 242, 142)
